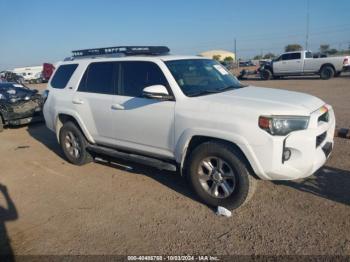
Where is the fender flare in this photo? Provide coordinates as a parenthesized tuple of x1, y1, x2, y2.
(174, 128, 265, 178)
(54, 109, 95, 144)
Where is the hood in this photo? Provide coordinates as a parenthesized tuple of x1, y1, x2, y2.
(195, 86, 325, 115)
(0, 84, 38, 103)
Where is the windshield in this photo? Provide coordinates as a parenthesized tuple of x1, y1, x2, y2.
(165, 59, 243, 97)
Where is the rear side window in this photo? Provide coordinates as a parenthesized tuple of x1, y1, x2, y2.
(51, 64, 78, 89)
(78, 62, 115, 94)
(119, 61, 168, 97)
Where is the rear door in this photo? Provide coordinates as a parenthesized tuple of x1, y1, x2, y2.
(73, 62, 117, 144)
(110, 61, 175, 158)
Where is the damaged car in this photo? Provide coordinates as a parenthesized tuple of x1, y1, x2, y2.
(0, 82, 43, 132)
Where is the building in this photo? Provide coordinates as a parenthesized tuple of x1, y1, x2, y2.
(199, 50, 236, 61)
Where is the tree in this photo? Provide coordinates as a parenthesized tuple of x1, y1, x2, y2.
(263, 53, 276, 59)
(285, 44, 302, 52)
(327, 48, 338, 55)
(253, 55, 263, 60)
(212, 55, 221, 61)
(320, 44, 330, 53)
(223, 56, 234, 62)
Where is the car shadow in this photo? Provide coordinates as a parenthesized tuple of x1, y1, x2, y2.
(274, 166, 350, 206)
(95, 157, 201, 205)
(0, 184, 18, 261)
(27, 123, 65, 158)
(26, 124, 202, 207)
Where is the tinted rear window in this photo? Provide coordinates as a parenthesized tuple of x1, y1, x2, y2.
(51, 64, 78, 89)
(78, 62, 115, 94)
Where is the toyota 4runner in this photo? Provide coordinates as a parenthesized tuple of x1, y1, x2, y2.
(43, 46, 336, 210)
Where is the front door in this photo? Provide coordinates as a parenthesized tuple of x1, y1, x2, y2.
(111, 61, 175, 158)
(274, 52, 303, 74)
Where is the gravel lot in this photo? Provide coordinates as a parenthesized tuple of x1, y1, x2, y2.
(1, 75, 350, 256)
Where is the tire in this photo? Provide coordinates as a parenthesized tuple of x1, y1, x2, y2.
(59, 121, 92, 165)
(186, 141, 257, 210)
(320, 66, 335, 80)
(260, 69, 272, 80)
(0, 117, 4, 132)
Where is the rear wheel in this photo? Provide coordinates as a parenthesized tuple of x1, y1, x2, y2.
(260, 69, 272, 80)
(320, 66, 335, 80)
(186, 141, 257, 210)
(59, 121, 92, 165)
(0, 117, 4, 132)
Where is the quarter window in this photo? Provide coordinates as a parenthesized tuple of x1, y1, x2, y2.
(78, 62, 115, 94)
(51, 64, 78, 89)
(119, 61, 168, 97)
(305, 52, 313, 58)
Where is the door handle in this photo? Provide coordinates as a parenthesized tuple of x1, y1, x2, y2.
(72, 99, 84, 105)
(111, 104, 125, 110)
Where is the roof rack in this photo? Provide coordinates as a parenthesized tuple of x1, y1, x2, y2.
(71, 46, 170, 58)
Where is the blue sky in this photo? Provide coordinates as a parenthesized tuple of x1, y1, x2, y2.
(0, 0, 349, 70)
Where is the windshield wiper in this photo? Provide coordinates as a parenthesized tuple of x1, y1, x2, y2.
(187, 90, 219, 97)
(187, 85, 246, 97)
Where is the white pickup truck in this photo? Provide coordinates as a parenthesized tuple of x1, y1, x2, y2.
(260, 50, 350, 80)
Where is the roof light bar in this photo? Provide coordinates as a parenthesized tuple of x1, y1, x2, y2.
(72, 46, 170, 58)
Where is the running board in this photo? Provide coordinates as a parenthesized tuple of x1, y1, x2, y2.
(87, 144, 177, 172)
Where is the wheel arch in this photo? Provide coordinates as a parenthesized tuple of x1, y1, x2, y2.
(55, 113, 94, 144)
(177, 133, 261, 179)
(319, 63, 336, 73)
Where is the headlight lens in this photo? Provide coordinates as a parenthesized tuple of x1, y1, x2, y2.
(259, 116, 309, 136)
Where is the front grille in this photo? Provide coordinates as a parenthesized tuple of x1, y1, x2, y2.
(316, 132, 327, 147)
(318, 111, 329, 123)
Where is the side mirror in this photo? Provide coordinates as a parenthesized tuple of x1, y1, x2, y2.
(142, 85, 172, 100)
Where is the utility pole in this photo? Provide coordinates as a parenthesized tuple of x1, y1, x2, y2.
(305, 0, 310, 50)
(234, 38, 238, 68)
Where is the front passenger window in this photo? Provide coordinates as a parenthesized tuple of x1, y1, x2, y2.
(119, 61, 169, 97)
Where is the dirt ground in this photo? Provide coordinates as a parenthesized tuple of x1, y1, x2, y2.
(1, 75, 350, 256)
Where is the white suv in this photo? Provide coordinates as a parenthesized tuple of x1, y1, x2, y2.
(43, 46, 335, 210)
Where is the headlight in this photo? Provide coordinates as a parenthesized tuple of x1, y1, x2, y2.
(259, 116, 309, 136)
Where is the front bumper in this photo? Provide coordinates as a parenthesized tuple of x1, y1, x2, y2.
(8, 113, 44, 126)
(1, 98, 44, 126)
(251, 105, 335, 180)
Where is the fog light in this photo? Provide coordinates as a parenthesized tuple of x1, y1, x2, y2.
(283, 148, 291, 162)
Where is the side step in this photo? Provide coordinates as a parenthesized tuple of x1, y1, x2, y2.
(87, 144, 177, 172)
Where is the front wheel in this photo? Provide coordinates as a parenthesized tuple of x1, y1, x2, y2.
(186, 141, 257, 210)
(59, 121, 92, 165)
(260, 69, 272, 80)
